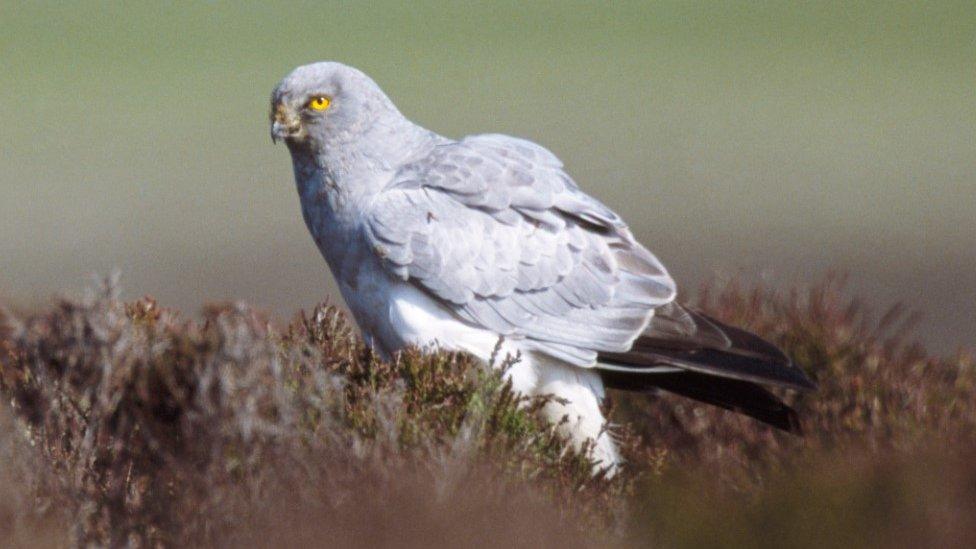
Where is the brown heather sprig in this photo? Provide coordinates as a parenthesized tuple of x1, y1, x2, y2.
(0, 280, 615, 547)
(0, 275, 973, 548)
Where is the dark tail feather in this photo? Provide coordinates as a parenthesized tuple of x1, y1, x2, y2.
(597, 303, 813, 433)
(602, 303, 817, 391)
(600, 369, 803, 434)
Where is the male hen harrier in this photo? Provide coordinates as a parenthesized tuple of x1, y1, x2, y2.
(270, 62, 815, 473)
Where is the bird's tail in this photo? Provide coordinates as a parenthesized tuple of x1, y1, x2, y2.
(597, 303, 815, 434)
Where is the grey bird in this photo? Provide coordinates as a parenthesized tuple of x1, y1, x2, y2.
(270, 61, 815, 473)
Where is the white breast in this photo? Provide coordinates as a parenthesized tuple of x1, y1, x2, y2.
(385, 283, 502, 357)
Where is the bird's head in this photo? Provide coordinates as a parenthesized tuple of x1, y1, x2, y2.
(270, 61, 393, 149)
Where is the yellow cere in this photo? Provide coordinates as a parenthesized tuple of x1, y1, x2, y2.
(307, 96, 331, 111)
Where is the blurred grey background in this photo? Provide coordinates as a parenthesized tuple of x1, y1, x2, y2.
(1, 2, 973, 353)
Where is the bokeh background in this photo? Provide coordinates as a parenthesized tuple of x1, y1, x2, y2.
(1, 1, 973, 353)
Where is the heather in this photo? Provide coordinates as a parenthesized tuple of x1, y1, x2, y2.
(1, 276, 973, 548)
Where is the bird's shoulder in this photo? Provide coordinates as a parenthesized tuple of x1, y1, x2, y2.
(377, 133, 626, 230)
(361, 132, 676, 364)
(362, 131, 673, 299)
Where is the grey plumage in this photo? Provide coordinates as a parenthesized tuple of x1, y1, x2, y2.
(271, 62, 815, 470)
(364, 134, 676, 366)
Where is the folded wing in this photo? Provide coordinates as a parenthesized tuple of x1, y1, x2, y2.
(364, 134, 815, 432)
(364, 134, 676, 366)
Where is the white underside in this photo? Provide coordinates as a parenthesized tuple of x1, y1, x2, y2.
(380, 283, 622, 473)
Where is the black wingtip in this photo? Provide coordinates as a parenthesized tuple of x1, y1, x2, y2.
(626, 305, 818, 392)
(795, 371, 818, 392)
(601, 370, 807, 435)
(598, 303, 815, 432)
(779, 403, 804, 435)
(602, 345, 817, 393)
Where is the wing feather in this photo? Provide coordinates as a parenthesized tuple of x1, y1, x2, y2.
(599, 302, 816, 391)
(364, 134, 677, 365)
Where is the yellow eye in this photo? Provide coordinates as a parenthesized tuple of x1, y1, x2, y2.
(307, 96, 331, 111)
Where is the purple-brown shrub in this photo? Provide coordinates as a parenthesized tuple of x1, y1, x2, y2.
(1, 274, 973, 547)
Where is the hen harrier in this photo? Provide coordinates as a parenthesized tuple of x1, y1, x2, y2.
(270, 62, 815, 473)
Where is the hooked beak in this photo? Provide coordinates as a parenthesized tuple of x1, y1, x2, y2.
(270, 102, 302, 144)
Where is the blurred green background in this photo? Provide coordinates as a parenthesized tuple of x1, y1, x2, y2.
(1, 1, 973, 353)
